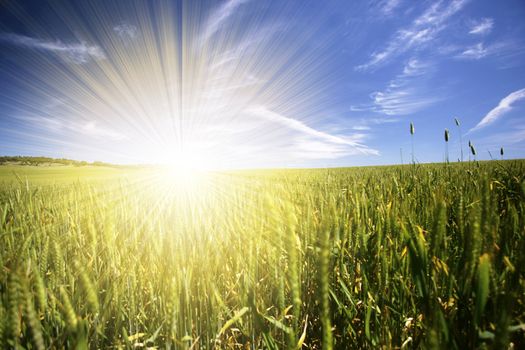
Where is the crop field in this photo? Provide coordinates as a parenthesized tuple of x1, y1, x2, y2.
(0, 161, 524, 349)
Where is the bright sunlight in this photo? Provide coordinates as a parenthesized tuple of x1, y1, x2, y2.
(1, 1, 525, 349)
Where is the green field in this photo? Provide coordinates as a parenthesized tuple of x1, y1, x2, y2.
(1, 161, 524, 349)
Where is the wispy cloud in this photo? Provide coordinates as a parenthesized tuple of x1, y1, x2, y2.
(470, 88, 525, 132)
(379, 0, 402, 16)
(81, 121, 126, 140)
(208, 22, 283, 70)
(456, 42, 488, 60)
(454, 41, 522, 61)
(353, 58, 439, 115)
(401, 57, 429, 77)
(0, 33, 105, 63)
(369, 89, 439, 115)
(15, 114, 126, 141)
(482, 127, 525, 146)
(347, 117, 400, 132)
(352, 125, 371, 131)
(356, 0, 468, 71)
(113, 24, 138, 39)
(201, 0, 249, 43)
(246, 106, 379, 156)
(15, 115, 64, 131)
(469, 18, 493, 35)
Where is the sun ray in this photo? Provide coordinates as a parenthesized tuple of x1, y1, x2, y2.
(0, 0, 378, 169)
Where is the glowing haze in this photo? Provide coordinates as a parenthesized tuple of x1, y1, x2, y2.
(1, 0, 525, 168)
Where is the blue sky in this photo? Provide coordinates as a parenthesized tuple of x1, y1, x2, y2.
(0, 0, 524, 168)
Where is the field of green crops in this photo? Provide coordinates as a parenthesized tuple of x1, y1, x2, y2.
(1, 161, 524, 349)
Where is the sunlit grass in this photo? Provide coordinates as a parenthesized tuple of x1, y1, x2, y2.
(0, 161, 524, 348)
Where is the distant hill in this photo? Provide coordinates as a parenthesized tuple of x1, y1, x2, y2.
(0, 156, 113, 167)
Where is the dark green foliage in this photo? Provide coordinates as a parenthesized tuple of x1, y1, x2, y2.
(0, 156, 113, 167)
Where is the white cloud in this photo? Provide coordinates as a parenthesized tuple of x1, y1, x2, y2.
(246, 106, 379, 156)
(346, 117, 401, 134)
(369, 89, 439, 115)
(356, 0, 468, 71)
(14, 114, 125, 141)
(201, 0, 249, 43)
(485, 128, 525, 146)
(352, 125, 371, 131)
(457, 42, 488, 60)
(0, 33, 105, 63)
(208, 22, 283, 70)
(402, 58, 428, 76)
(113, 24, 138, 39)
(454, 40, 522, 61)
(353, 58, 439, 115)
(470, 88, 525, 132)
(469, 18, 494, 35)
(81, 121, 126, 140)
(379, 0, 402, 16)
(15, 115, 64, 131)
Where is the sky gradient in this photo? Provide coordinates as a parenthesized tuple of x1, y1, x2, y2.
(1, 0, 524, 168)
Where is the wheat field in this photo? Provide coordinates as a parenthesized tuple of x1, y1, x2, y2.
(0, 161, 524, 349)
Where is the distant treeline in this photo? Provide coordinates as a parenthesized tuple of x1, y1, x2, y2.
(0, 156, 113, 167)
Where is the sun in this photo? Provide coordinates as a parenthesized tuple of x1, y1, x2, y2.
(167, 149, 208, 173)
(159, 149, 213, 193)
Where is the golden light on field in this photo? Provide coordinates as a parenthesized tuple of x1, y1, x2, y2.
(1, 1, 525, 349)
